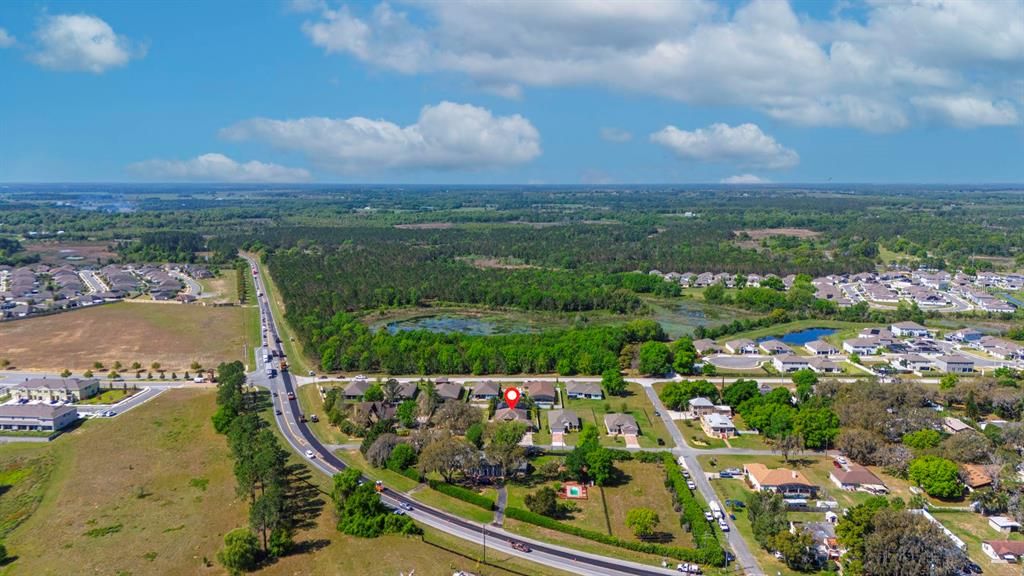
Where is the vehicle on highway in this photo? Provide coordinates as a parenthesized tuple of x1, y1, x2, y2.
(392, 508, 405, 515)
(687, 480, 696, 490)
(400, 502, 413, 511)
(704, 511, 714, 522)
(287, 392, 295, 400)
(310, 414, 319, 423)
(509, 540, 531, 553)
(304, 449, 316, 459)
(275, 409, 282, 415)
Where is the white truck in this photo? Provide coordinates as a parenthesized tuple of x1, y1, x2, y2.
(709, 500, 723, 520)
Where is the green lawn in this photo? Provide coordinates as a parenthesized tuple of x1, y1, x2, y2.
(931, 511, 1021, 576)
(410, 487, 495, 524)
(335, 449, 421, 492)
(563, 383, 670, 448)
(295, 382, 351, 445)
(77, 388, 138, 405)
(506, 478, 610, 535)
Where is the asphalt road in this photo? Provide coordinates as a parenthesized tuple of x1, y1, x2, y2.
(641, 384, 763, 575)
(244, 255, 688, 576)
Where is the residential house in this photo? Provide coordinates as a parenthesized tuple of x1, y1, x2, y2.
(989, 517, 1021, 534)
(470, 381, 501, 402)
(342, 379, 372, 400)
(891, 321, 931, 338)
(10, 377, 99, 403)
(934, 355, 974, 374)
(688, 397, 716, 417)
(434, 380, 464, 402)
(759, 340, 793, 355)
(858, 327, 894, 342)
(830, 463, 888, 494)
(897, 353, 934, 372)
(843, 337, 882, 355)
(565, 381, 603, 400)
(943, 417, 972, 434)
(962, 464, 997, 492)
(493, 408, 534, 430)
(389, 381, 419, 401)
(701, 413, 736, 438)
(947, 328, 983, 343)
(744, 463, 818, 498)
(693, 338, 720, 355)
(982, 540, 1024, 563)
(805, 340, 838, 356)
(773, 354, 810, 373)
(725, 338, 758, 355)
(0, 404, 78, 432)
(351, 402, 396, 427)
(547, 409, 581, 434)
(808, 357, 842, 373)
(604, 413, 639, 436)
(796, 521, 841, 563)
(522, 380, 557, 408)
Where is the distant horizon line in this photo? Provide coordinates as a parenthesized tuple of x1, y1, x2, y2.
(2, 181, 1024, 187)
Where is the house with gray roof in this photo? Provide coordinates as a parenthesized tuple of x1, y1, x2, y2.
(11, 377, 99, 403)
(0, 404, 78, 432)
(547, 409, 580, 433)
(564, 381, 602, 400)
(604, 413, 639, 436)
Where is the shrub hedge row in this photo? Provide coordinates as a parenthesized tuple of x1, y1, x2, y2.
(427, 480, 495, 511)
(504, 506, 721, 564)
(399, 467, 422, 482)
(662, 454, 725, 566)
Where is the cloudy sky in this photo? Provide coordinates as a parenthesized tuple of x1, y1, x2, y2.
(1, 0, 1022, 183)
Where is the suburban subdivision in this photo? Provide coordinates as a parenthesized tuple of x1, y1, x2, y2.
(0, 184, 1022, 576)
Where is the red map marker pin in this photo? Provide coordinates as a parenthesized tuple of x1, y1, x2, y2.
(503, 387, 521, 410)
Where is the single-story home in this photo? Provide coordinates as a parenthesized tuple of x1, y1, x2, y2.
(897, 353, 934, 372)
(989, 516, 1021, 534)
(805, 340, 838, 355)
(688, 397, 717, 416)
(351, 402, 396, 427)
(548, 409, 581, 433)
(0, 404, 78, 432)
(523, 380, 557, 408)
(565, 380, 603, 400)
(947, 328, 983, 343)
(934, 355, 974, 374)
(759, 340, 793, 355)
(604, 413, 639, 436)
(725, 338, 758, 355)
(493, 408, 534, 429)
(435, 380, 464, 402)
(470, 381, 501, 401)
(773, 354, 810, 373)
(830, 464, 888, 494)
(843, 337, 882, 355)
(745, 463, 818, 498)
(343, 379, 372, 400)
(693, 338, 720, 355)
(808, 357, 842, 373)
(891, 321, 931, 338)
(701, 413, 736, 438)
(982, 540, 1024, 563)
(392, 381, 419, 401)
(10, 377, 100, 403)
(962, 464, 997, 492)
(943, 416, 972, 434)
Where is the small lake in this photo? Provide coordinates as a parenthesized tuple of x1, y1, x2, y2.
(757, 327, 837, 345)
(382, 314, 535, 336)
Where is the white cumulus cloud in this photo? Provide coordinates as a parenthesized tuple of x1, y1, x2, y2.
(651, 123, 799, 169)
(600, 127, 633, 143)
(912, 95, 1019, 128)
(31, 13, 142, 73)
(220, 101, 541, 173)
(721, 174, 769, 184)
(0, 28, 15, 48)
(128, 153, 311, 183)
(297, 0, 1024, 131)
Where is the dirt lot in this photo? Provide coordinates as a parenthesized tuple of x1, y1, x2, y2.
(0, 301, 248, 371)
(21, 240, 118, 266)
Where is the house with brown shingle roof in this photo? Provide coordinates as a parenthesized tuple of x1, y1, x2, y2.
(744, 463, 818, 498)
(983, 540, 1024, 562)
(522, 380, 557, 408)
(829, 463, 887, 494)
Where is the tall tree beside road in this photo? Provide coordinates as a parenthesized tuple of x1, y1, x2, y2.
(638, 341, 671, 376)
(418, 435, 476, 483)
(486, 421, 527, 477)
(601, 368, 627, 397)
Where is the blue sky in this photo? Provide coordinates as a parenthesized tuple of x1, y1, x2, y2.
(0, 0, 1022, 184)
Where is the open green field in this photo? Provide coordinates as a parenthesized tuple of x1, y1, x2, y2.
(0, 301, 251, 372)
(563, 383, 670, 448)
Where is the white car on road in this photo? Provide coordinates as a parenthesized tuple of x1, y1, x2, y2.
(304, 449, 316, 459)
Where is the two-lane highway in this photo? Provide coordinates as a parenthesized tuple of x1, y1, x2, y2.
(244, 254, 688, 576)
